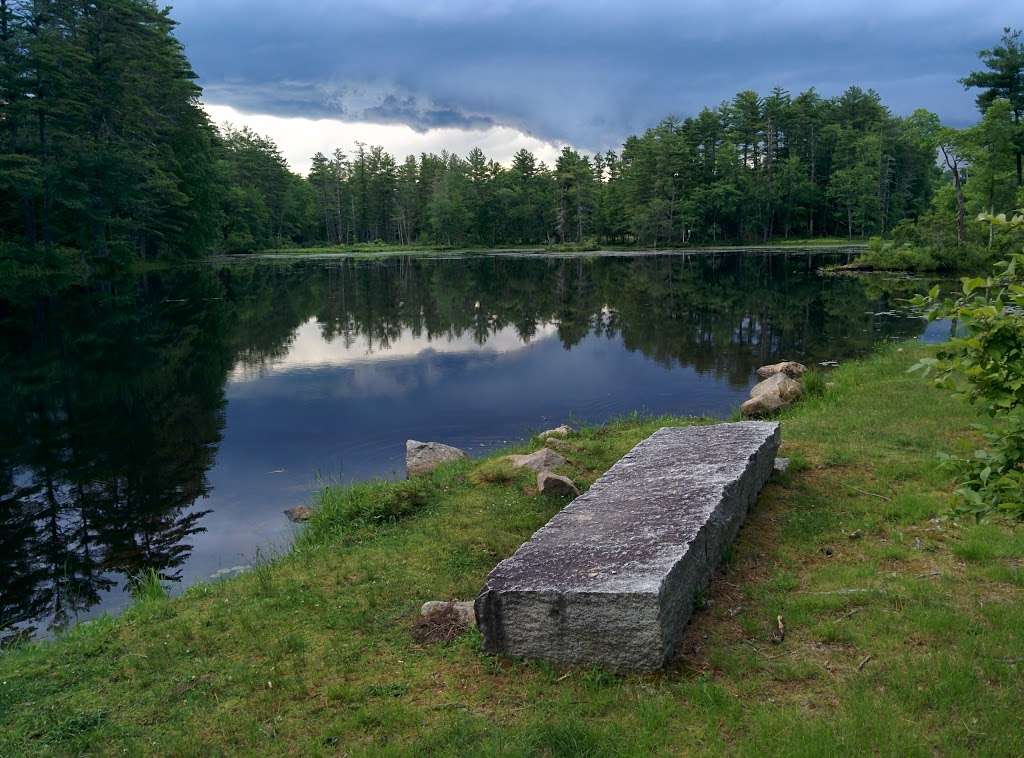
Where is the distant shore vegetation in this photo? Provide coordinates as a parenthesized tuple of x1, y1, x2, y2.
(2, 4, 1020, 272)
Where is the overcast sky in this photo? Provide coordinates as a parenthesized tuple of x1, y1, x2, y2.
(172, 1, 1020, 174)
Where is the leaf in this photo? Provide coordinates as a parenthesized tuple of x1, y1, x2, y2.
(962, 277, 986, 295)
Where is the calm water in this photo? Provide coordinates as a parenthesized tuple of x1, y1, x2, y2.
(0, 252, 949, 641)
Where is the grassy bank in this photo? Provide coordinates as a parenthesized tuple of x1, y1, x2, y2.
(253, 239, 864, 259)
(2, 345, 1022, 756)
(837, 237, 1006, 274)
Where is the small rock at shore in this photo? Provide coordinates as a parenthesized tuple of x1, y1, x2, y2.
(537, 424, 574, 439)
(537, 471, 580, 497)
(756, 361, 808, 380)
(751, 373, 804, 402)
(506, 447, 568, 473)
(773, 457, 790, 475)
(420, 600, 476, 627)
(741, 393, 790, 417)
(406, 440, 467, 477)
(283, 505, 313, 522)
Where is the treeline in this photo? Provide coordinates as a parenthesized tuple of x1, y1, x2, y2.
(300, 86, 939, 249)
(1, 1, 1019, 264)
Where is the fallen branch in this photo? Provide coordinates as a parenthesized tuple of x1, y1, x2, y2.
(846, 485, 892, 502)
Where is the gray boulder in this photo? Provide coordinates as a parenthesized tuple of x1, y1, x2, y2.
(406, 440, 467, 477)
(506, 447, 567, 473)
(537, 471, 580, 497)
(756, 361, 808, 380)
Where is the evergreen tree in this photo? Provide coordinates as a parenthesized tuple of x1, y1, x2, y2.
(962, 27, 1024, 186)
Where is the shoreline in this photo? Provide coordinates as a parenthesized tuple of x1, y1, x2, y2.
(3, 343, 1022, 755)
(244, 241, 867, 262)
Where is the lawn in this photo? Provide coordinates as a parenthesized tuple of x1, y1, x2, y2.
(1, 345, 1021, 756)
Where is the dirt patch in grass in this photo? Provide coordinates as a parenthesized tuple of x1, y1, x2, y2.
(410, 604, 471, 646)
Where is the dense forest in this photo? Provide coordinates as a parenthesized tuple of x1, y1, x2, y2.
(0, 2, 1021, 264)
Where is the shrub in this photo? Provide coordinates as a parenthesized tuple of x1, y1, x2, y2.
(128, 569, 168, 603)
(801, 369, 828, 397)
(911, 211, 1024, 519)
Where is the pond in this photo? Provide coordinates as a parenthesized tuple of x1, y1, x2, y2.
(0, 251, 951, 641)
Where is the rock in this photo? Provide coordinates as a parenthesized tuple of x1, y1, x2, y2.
(742, 373, 803, 417)
(740, 392, 789, 417)
(773, 457, 790, 475)
(283, 506, 313, 522)
(750, 373, 804, 402)
(476, 421, 781, 671)
(757, 361, 808, 380)
(421, 600, 476, 628)
(413, 601, 477, 644)
(537, 424, 574, 439)
(537, 471, 580, 497)
(505, 447, 567, 473)
(406, 440, 467, 477)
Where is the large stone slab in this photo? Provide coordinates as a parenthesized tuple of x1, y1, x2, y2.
(474, 421, 780, 671)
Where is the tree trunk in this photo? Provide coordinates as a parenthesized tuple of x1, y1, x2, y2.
(941, 145, 966, 246)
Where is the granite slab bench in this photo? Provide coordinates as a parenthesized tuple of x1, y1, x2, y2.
(474, 421, 781, 670)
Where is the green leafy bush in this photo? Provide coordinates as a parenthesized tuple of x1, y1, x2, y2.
(911, 212, 1024, 519)
(854, 234, 997, 273)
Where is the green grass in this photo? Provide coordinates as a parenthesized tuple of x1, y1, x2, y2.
(253, 239, 865, 259)
(836, 237, 999, 274)
(2, 345, 1022, 756)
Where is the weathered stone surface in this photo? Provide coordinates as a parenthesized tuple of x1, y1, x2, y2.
(505, 448, 567, 473)
(283, 505, 313, 522)
(537, 471, 580, 497)
(773, 457, 790, 475)
(538, 424, 574, 439)
(421, 600, 476, 627)
(475, 422, 781, 671)
(757, 361, 808, 380)
(406, 440, 467, 477)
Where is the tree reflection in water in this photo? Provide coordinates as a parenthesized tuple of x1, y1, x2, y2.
(0, 252, 939, 640)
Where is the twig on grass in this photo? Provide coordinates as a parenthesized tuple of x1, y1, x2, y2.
(846, 485, 892, 502)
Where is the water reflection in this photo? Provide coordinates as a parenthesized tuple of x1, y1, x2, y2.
(0, 253, 944, 640)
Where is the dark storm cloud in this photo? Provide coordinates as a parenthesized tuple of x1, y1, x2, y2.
(172, 0, 1017, 149)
